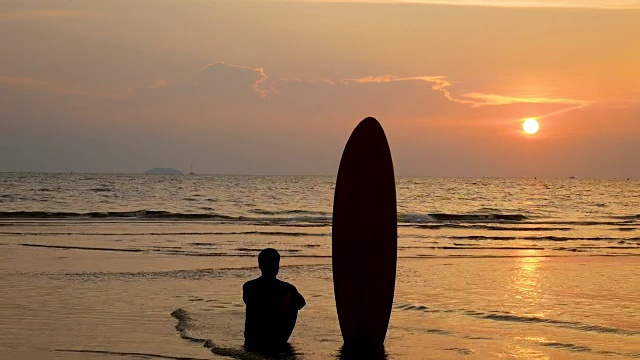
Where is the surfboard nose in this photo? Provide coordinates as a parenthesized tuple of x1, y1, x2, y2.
(352, 117, 384, 136)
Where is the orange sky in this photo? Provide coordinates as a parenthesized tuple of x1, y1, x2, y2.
(1, 0, 639, 177)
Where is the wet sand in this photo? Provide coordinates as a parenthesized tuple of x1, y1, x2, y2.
(1, 229, 638, 359)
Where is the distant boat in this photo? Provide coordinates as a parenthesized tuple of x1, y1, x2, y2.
(189, 164, 195, 175)
(569, 176, 576, 179)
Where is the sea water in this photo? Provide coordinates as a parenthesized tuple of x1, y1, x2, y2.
(1, 174, 638, 359)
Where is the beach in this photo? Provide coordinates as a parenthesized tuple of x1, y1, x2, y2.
(1, 174, 639, 359)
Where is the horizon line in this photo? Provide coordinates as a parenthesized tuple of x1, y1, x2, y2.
(0, 171, 636, 180)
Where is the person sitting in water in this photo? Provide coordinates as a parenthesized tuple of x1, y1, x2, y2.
(243, 248, 306, 351)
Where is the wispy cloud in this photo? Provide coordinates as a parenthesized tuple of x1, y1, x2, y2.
(147, 80, 169, 90)
(400, 0, 640, 10)
(462, 92, 592, 118)
(344, 75, 476, 105)
(200, 62, 271, 97)
(289, 0, 640, 10)
(0, 65, 594, 123)
(343, 74, 592, 119)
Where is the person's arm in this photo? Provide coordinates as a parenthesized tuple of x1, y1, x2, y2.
(281, 286, 305, 311)
(242, 283, 250, 305)
(292, 290, 305, 310)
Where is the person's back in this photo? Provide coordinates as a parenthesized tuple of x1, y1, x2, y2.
(243, 248, 305, 350)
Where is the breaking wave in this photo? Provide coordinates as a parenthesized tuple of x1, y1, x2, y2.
(250, 209, 330, 216)
(0, 210, 237, 221)
(399, 213, 529, 223)
(2, 210, 529, 224)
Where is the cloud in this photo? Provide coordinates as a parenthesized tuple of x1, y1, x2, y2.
(290, 0, 640, 10)
(199, 62, 270, 97)
(127, 62, 270, 105)
(0, 64, 616, 129)
(147, 80, 169, 89)
(400, 0, 640, 10)
(342, 74, 591, 120)
(0, 63, 596, 126)
(343, 75, 476, 106)
(2, 61, 639, 176)
(461, 92, 591, 119)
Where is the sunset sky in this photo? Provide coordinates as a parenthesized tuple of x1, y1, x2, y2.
(1, 0, 639, 177)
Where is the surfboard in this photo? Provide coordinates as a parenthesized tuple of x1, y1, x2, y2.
(332, 117, 397, 350)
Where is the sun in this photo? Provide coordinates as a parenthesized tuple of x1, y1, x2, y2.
(523, 118, 539, 135)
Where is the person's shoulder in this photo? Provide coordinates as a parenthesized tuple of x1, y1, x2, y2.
(276, 279, 299, 292)
(277, 279, 305, 309)
(243, 278, 260, 290)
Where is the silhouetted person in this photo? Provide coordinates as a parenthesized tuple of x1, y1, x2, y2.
(243, 248, 305, 351)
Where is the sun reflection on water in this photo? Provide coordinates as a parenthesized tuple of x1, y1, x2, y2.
(508, 344, 551, 360)
(510, 336, 553, 360)
(511, 250, 546, 317)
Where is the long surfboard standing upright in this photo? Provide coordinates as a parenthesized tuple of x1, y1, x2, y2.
(332, 117, 398, 350)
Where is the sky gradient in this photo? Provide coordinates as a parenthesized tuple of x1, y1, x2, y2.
(1, 0, 639, 177)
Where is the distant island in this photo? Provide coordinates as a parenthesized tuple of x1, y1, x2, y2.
(145, 167, 182, 175)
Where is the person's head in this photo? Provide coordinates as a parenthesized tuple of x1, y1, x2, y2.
(258, 248, 280, 277)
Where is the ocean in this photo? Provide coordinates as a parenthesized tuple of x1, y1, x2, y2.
(1, 173, 638, 359)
